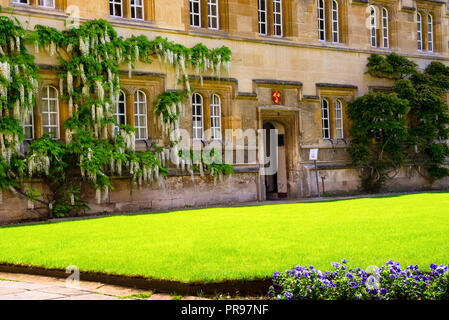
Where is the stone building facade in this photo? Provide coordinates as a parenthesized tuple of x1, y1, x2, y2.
(1, 0, 449, 223)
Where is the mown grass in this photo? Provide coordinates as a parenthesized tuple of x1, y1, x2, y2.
(118, 292, 154, 300)
(0, 192, 448, 283)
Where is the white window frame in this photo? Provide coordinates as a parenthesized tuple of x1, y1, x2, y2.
(210, 94, 222, 141)
(382, 7, 389, 48)
(190, 0, 202, 27)
(321, 98, 330, 140)
(208, 0, 219, 30)
(318, 0, 326, 41)
(427, 14, 434, 52)
(192, 93, 204, 140)
(273, 0, 283, 37)
(369, 6, 378, 48)
(110, 0, 123, 18)
(114, 90, 127, 134)
(41, 86, 60, 140)
(417, 12, 423, 51)
(22, 108, 34, 141)
(331, 0, 339, 43)
(335, 99, 344, 139)
(134, 90, 148, 140)
(258, 0, 268, 35)
(12, 0, 30, 5)
(38, 0, 55, 8)
(130, 0, 145, 20)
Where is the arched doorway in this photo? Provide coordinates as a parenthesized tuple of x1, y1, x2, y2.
(263, 121, 288, 200)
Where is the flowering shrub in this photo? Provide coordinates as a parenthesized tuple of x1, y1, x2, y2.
(0, 9, 234, 218)
(268, 260, 449, 300)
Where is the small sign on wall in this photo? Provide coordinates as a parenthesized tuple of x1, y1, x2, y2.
(309, 148, 319, 161)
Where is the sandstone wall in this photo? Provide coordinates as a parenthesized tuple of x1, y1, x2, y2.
(0, 169, 259, 224)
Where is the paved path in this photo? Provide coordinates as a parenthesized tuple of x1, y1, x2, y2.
(0, 272, 208, 300)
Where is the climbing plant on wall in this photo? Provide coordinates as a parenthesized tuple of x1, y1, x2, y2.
(0, 9, 233, 218)
(349, 53, 449, 192)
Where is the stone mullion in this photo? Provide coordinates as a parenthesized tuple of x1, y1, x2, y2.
(59, 99, 69, 142)
(34, 89, 43, 139)
(377, 11, 381, 48)
(338, 0, 347, 44)
(325, 0, 332, 42)
(422, 12, 429, 51)
(203, 94, 211, 140)
(126, 92, 135, 128)
(201, 0, 209, 29)
(123, 0, 131, 19)
(267, 0, 273, 36)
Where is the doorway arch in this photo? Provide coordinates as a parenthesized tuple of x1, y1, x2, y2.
(263, 120, 288, 199)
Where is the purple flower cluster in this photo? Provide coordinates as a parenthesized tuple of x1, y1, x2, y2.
(269, 259, 449, 300)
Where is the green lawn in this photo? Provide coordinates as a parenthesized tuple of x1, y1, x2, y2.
(0, 192, 449, 283)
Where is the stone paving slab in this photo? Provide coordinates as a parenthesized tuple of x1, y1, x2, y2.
(93, 284, 148, 297)
(36, 286, 92, 296)
(53, 294, 119, 300)
(0, 286, 28, 295)
(0, 272, 262, 300)
(0, 280, 53, 290)
(0, 273, 142, 300)
(148, 293, 174, 300)
(0, 291, 65, 300)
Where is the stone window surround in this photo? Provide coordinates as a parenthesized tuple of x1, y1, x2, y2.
(256, 0, 293, 39)
(188, 79, 235, 144)
(189, 89, 226, 143)
(32, 77, 64, 140)
(317, 84, 356, 143)
(18, 72, 238, 148)
(10, 0, 65, 10)
(24, 71, 165, 145)
(316, 0, 348, 45)
(185, 0, 229, 33)
(319, 96, 348, 141)
(367, 2, 394, 49)
(416, 7, 438, 53)
(118, 75, 163, 145)
(108, 0, 155, 22)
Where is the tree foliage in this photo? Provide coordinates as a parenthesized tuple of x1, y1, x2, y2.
(349, 53, 449, 192)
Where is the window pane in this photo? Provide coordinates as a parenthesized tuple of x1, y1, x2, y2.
(273, 0, 283, 37)
(134, 91, 147, 140)
(190, 0, 201, 27)
(258, 0, 267, 35)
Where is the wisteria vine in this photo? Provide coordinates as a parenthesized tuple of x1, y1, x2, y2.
(0, 13, 233, 217)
